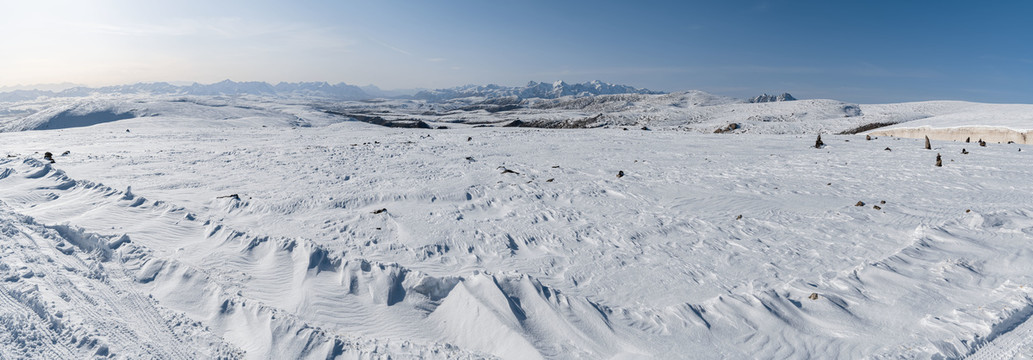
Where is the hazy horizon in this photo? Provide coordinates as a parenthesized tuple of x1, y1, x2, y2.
(2, 1, 1031, 103)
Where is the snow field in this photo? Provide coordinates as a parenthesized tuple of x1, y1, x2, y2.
(1, 98, 1032, 358)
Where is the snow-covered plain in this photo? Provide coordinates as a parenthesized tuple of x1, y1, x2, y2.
(1, 93, 1033, 359)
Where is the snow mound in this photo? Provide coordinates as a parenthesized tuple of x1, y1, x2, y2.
(4, 98, 141, 131)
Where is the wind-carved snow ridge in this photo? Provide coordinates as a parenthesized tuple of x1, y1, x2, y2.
(0, 157, 631, 359)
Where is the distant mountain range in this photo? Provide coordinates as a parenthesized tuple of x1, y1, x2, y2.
(0, 80, 369, 102)
(0, 79, 795, 104)
(412, 80, 664, 102)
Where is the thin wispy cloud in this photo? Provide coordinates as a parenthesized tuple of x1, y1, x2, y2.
(367, 37, 412, 56)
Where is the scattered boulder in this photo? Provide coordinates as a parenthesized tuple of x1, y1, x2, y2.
(500, 168, 520, 175)
(216, 194, 240, 200)
(467, 136, 472, 141)
(372, 208, 387, 214)
(965, 137, 971, 143)
(873, 205, 882, 210)
(714, 123, 740, 134)
(641, 126, 650, 131)
(961, 148, 969, 154)
(935, 153, 942, 167)
(855, 201, 865, 207)
(736, 214, 743, 220)
(546, 178, 554, 182)
(43, 152, 54, 163)
(924, 136, 931, 150)
(880, 200, 886, 204)
(814, 134, 825, 149)
(617, 170, 625, 178)
(61, 151, 70, 156)
(808, 293, 819, 300)
(979, 139, 987, 147)
(866, 135, 872, 141)
(884, 147, 892, 151)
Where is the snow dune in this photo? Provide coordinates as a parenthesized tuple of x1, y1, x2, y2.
(1, 95, 1032, 359)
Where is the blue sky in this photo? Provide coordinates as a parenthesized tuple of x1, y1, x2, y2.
(1, 0, 1030, 103)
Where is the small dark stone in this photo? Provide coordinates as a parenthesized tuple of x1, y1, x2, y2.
(873, 205, 882, 210)
(372, 208, 387, 214)
(866, 135, 872, 141)
(61, 151, 70, 156)
(641, 126, 650, 131)
(617, 170, 625, 178)
(880, 200, 886, 204)
(501, 168, 519, 175)
(814, 134, 825, 149)
(935, 153, 942, 167)
(467, 137, 472, 141)
(855, 201, 865, 206)
(965, 137, 970, 143)
(808, 293, 819, 300)
(735, 214, 743, 220)
(216, 194, 240, 200)
(546, 178, 554, 182)
(924, 136, 931, 150)
(884, 147, 892, 151)
(961, 148, 968, 154)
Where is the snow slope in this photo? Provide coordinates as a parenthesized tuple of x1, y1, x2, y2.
(1, 95, 1033, 359)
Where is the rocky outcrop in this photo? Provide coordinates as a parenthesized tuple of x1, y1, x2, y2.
(748, 93, 797, 103)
